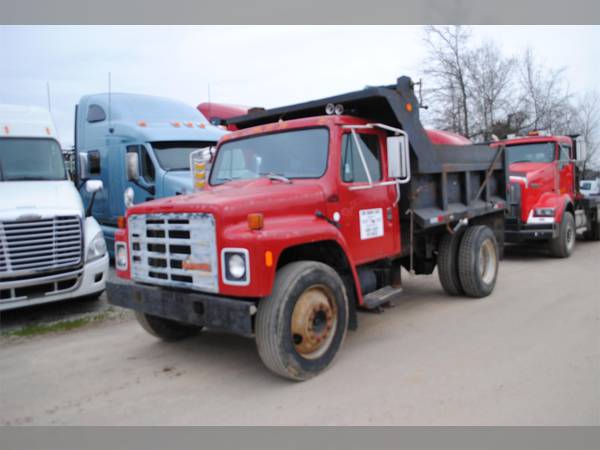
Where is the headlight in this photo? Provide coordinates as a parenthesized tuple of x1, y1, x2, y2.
(534, 207, 555, 217)
(115, 242, 128, 270)
(222, 249, 249, 285)
(87, 231, 107, 262)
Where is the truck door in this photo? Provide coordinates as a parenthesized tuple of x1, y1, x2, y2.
(336, 130, 400, 265)
(558, 143, 574, 196)
(126, 144, 157, 205)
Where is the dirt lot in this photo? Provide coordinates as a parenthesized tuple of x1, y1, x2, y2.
(1, 242, 599, 425)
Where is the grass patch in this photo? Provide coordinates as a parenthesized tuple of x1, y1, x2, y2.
(2, 309, 113, 338)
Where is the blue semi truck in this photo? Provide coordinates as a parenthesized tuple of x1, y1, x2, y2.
(75, 93, 226, 254)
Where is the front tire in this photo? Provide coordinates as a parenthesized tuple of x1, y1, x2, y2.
(550, 212, 575, 258)
(135, 312, 199, 341)
(255, 261, 348, 381)
(457, 226, 499, 298)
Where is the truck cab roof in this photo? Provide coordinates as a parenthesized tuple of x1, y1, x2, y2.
(0, 104, 58, 140)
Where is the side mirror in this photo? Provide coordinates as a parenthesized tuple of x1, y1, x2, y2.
(126, 152, 140, 181)
(86, 179, 103, 193)
(575, 137, 587, 168)
(78, 152, 90, 180)
(387, 134, 411, 182)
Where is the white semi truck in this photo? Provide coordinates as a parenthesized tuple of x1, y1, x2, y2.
(0, 105, 109, 310)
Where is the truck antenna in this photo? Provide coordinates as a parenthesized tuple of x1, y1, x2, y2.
(414, 79, 429, 110)
(108, 72, 113, 133)
(46, 81, 52, 113)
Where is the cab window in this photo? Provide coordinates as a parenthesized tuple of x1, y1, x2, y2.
(341, 133, 382, 183)
(559, 145, 571, 162)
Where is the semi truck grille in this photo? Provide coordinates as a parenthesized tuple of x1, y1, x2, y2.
(0, 216, 83, 278)
(128, 213, 218, 293)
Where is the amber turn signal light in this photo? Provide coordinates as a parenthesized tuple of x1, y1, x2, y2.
(247, 213, 264, 230)
(117, 216, 126, 229)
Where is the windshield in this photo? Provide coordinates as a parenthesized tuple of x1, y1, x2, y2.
(506, 142, 555, 164)
(151, 141, 216, 171)
(581, 182, 592, 190)
(210, 128, 329, 185)
(0, 138, 66, 181)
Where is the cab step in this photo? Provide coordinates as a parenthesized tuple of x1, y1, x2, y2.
(362, 285, 403, 310)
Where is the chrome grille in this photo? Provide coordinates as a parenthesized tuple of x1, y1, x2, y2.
(129, 213, 218, 292)
(0, 216, 83, 278)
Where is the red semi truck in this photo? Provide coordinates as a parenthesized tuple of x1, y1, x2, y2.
(107, 76, 508, 380)
(500, 132, 600, 256)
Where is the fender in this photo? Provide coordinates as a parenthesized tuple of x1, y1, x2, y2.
(530, 192, 573, 223)
(220, 214, 364, 303)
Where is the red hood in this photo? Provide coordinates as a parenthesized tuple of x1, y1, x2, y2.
(127, 178, 327, 221)
(509, 162, 551, 178)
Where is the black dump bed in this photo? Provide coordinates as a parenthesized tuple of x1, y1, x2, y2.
(227, 76, 508, 231)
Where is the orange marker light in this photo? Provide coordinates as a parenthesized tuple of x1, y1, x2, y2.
(171, 121, 181, 128)
(405, 103, 413, 112)
(45, 127, 51, 135)
(247, 213, 264, 230)
(137, 120, 147, 127)
(184, 121, 194, 128)
(197, 123, 206, 128)
(117, 216, 126, 229)
(3, 125, 9, 134)
(265, 251, 273, 268)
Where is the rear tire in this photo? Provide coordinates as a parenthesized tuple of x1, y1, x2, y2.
(255, 261, 348, 381)
(583, 219, 600, 241)
(135, 312, 199, 341)
(550, 212, 575, 258)
(457, 226, 499, 298)
(437, 229, 465, 296)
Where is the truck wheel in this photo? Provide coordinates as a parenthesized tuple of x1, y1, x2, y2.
(457, 226, 499, 298)
(437, 229, 465, 296)
(255, 261, 348, 381)
(135, 312, 199, 341)
(550, 212, 575, 258)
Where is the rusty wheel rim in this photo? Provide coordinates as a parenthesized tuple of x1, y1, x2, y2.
(291, 285, 338, 359)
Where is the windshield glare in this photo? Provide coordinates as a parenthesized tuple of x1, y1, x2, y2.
(0, 138, 66, 181)
(506, 142, 555, 164)
(210, 128, 329, 185)
(151, 141, 216, 171)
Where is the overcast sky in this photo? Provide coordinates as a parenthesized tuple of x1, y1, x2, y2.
(1, 25, 599, 146)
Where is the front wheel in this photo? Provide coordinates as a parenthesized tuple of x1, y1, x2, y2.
(550, 212, 575, 258)
(255, 261, 349, 381)
(457, 225, 499, 298)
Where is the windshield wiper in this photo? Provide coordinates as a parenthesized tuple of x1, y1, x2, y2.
(262, 172, 292, 184)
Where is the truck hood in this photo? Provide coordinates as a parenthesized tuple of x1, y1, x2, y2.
(0, 180, 83, 218)
(128, 178, 327, 220)
(509, 162, 551, 179)
(162, 170, 193, 196)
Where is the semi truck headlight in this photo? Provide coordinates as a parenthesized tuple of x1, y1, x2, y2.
(87, 231, 107, 262)
(115, 242, 128, 270)
(222, 249, 249, 285)
(534, 207, 555, 217)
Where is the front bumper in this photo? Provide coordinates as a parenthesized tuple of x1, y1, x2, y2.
(505, 220, 559, 242)
(106, 281, 256, 337)
(0, 253, 109, 311)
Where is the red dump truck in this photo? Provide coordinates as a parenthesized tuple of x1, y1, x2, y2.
(107, 76, 508, 380)
(499, 132, 600, 257)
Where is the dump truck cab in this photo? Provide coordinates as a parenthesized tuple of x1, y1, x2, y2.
(500, 132, 600, 255)
(109, 76, 508, 380)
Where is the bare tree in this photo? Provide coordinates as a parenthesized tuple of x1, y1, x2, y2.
(572, 90, 600, 171)
(423, 25, 473, 137)
(467, 41, 516, 140)
(517, 49, 573, 133)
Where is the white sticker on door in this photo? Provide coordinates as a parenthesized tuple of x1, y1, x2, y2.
(359, 208, 384, 240)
